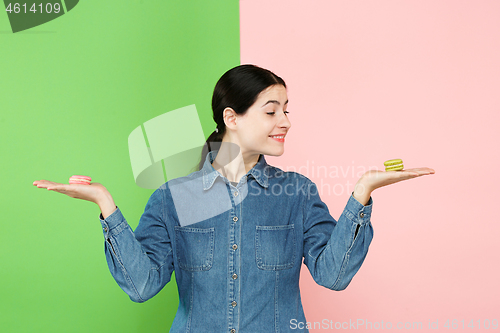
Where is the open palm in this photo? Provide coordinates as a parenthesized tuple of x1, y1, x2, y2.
(362, 167, 435, 192)
(33, 180, 107, 203)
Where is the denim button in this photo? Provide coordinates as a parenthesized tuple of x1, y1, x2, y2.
(231, 301, 237, 307)
(359, 212, 365, 218)
(232, 273, 238, 280)
(230, 329, 236, 333)
(232, 244, 238, 250)
(103, 226, 108, 232)
(233, 191, 238, 197)
(233, 216, 238, 222)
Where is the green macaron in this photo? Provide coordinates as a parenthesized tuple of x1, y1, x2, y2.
(384, 159, 404, 171)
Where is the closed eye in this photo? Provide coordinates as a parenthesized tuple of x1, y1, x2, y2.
(267, 111, 290, 115)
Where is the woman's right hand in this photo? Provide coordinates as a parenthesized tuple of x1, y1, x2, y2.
(33, 180, 117, 218)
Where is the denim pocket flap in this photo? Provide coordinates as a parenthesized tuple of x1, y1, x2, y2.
(255, 224, 295, 271)
(175, 226, 215, 271)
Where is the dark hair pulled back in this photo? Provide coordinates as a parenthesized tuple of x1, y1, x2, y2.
(198, 64, 286, 170)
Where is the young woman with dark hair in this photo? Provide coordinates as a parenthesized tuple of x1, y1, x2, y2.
(34, 64, 434, 332)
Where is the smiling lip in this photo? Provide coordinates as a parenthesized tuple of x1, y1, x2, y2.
(269, 134, 286, 142)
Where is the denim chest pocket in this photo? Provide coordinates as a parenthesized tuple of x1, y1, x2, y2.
(174, 226, 215, 271)
(255, 224, 296, 271)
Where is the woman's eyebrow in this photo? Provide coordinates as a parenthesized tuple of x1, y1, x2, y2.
(261, 100, 289, 107)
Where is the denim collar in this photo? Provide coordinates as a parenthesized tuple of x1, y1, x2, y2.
(202, 150, 269, 190)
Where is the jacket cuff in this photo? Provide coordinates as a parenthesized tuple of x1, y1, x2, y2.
(345, 194, 373, 225)
(99, 207, 127, 238)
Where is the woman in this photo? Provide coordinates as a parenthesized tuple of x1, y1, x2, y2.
(34, 64, 434, 332)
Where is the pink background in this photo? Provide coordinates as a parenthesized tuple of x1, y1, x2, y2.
(241, 0, 499, 330)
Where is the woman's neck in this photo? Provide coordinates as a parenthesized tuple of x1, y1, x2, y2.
(211, 142, 259, 183)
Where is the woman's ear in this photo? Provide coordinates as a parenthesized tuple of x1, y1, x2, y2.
(223, 107, 238, 130)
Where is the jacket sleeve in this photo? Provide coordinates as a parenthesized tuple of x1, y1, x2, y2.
(99, 187, 174, 302)
(302, 180, 373, 290)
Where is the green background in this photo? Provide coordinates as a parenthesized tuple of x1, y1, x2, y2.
(0, 1, 239, 332)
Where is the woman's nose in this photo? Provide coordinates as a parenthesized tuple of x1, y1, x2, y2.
(279, 112, 291, 129)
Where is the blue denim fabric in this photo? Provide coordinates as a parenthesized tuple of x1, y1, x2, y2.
(100, 150, 374, 333)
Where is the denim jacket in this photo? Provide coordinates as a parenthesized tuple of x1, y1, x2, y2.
(100, 150, 374, 333)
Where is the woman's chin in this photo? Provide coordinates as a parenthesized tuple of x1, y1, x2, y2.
(262, 148, 285, 157)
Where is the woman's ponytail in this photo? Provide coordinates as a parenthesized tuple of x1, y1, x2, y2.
(198, 128, 223, 170)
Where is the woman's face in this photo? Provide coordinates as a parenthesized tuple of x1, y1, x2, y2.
(233, 84, 291, 157)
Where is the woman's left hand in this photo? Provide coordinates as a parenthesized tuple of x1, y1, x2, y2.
(353, 167, 435, 205)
